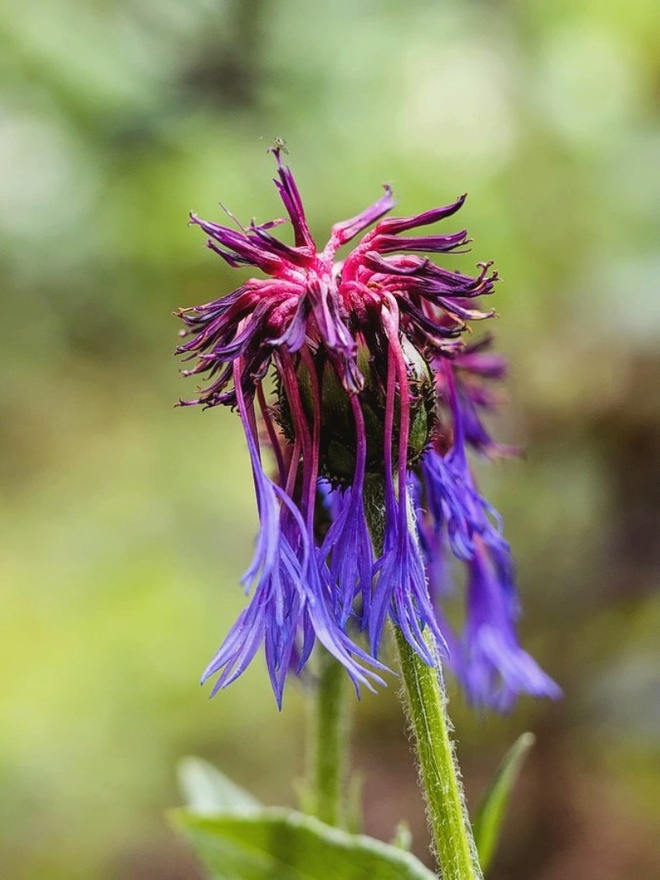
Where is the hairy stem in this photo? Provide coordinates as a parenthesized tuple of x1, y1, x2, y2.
(364, 479, 482, 878)
(394, 626, 483, 879)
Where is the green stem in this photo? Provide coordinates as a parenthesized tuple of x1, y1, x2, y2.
(364, 478, 482, 878)
(310, 646, 349, 827)
(394, 627, 483, 880)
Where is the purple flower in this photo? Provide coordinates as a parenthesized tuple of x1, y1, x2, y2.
(177, 146, 558, 709)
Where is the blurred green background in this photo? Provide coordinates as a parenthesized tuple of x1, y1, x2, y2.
(2, 0, 659, 877)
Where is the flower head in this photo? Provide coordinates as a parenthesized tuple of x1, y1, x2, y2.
(178, 147, 559, 709)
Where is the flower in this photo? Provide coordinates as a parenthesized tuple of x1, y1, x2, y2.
(177, 146, 559, 709)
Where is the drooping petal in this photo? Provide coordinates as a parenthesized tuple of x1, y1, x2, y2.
(453, 381, 519, 458)
(321, 395, 373, 626)
(419, 360, 558, 709)
(305, 548, 388, 694)
(369, 303, 447, 664)
(370, 497, 448, 667)
(444, 339, 521, 458)
(322, 484, 374, 626)
(200, 375, 308, 705)
(456, 545, 562, 710)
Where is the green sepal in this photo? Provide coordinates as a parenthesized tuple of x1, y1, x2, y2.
(473, 732, 536, 872)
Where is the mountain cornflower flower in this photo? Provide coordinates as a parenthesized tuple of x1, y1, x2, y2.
(177, 146, 558, 709)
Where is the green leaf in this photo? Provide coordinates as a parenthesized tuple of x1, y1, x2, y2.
(172, 807, 438, 880)
(178, 757, 261, 815)
(473, 732, 536, 872)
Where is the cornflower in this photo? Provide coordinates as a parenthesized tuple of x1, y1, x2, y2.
(177, 147, 558, 709)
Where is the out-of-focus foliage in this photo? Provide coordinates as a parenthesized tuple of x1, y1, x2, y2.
(473, 733, 536, 872)
(1, 1, 658, 878)
(174, 762, 438, 880)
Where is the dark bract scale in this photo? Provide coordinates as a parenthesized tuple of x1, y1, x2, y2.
(276, 339, 436, 486)
(177, 148, 560, 711)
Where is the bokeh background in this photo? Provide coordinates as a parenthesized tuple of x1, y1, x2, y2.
(2, 0, 659, 877)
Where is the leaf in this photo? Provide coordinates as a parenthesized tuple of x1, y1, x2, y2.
(473, 732, 536, 872)
(172, 807, 438, 880)
(178, 757, 261, 815)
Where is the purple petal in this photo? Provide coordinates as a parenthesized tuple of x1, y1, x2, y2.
(373, 195, 467, 235)
(369, 487, 448, 665)
(374, 229, 470, 255)
(329, 185, 396, 248)
(457, 549, 562, 710)
(321, 484, 374, 626)
(271, 153, 316, 251)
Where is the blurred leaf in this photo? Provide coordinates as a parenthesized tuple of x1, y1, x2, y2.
(473, 732, 536, 872)
(178, 757, 261, 815)
(172, 808, 438, 880)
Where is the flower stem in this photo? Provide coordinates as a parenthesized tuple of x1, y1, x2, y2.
(394, 625, 483, 880)
(364, 477, 482, 878)
(310, 645, 349, 827)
